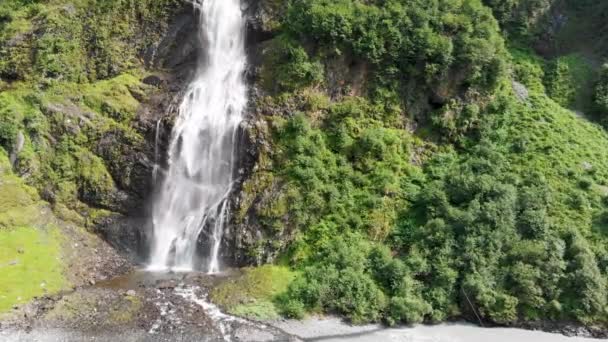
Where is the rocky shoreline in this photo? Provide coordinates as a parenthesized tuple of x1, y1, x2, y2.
(0, 270, 297, 342)
(1, 268, 606, 342)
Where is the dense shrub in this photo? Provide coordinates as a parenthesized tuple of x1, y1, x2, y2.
(286, 0, 506, 91)
(273, 58, 608, 326)
(254, 0, 510, 138)
(0, 0, 181, 82)
(593, 65, 608, 124)
(543, 54, 594, 109)
(260, 35, 325, 92)
(483, 0, 553, 36)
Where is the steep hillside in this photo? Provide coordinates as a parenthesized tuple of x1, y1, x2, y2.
(0, 0, 189, 314)
(0, 149, 129, 313)
(0, 0, 608, 336)
(229, 0, 608, 333)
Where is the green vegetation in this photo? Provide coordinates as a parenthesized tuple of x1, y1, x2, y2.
(0, 0, 181, 82)
(261, 0, 507, 129)
(0, 151, 66, 313)
(0, 0, 182, 314)
(592, 65, 608, 125)
(2, 0, 608, 332)
(0, 227, 65, 312)
(0, 74, 148, 214)
(237, 0, 608, 329)
(0, 0, 175, 216)
(263, 63, 608, 326)
(211, 265, 296, 320)
(0, 157, 41, 228)
(544, 54, 594, 109)
(483, 0, 552, 38)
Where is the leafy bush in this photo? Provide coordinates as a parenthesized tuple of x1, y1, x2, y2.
(593, 64, 608, 125)
(483, 0, 553, 36)
(261, 35, 325, 92)
(544, 54, 594, 109)
(269, 70, 608, 326)
(283, 235, 387, 323)
(287, 0, 507, 91)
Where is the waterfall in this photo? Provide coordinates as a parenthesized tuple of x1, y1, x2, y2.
(148, 0, 247, 273)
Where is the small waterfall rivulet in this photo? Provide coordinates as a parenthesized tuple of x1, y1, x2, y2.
(148, 0, 247, 273)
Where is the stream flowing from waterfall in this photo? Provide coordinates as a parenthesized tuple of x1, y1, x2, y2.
(148, 0, 247, 273)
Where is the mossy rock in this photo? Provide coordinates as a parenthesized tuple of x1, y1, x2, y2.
(83, 74, 144, 124)
(211, 265, 295, 321)
(44, 290, 142, 325)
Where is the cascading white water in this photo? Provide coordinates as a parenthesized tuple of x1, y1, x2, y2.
(148, 0, 247, 273)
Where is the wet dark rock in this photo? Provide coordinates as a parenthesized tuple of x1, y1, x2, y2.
(144, 6, 198, 71)
(245, 0, 284, 44)
(93, 0, 291, 269)
(142, 75, 163, 87)
(9, 131, 24, 167)
(94, 214, 149, 264)
(92, 3, 195, 262)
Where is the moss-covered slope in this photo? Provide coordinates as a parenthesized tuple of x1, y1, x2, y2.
(0, 0, 186, 313)
(0, 150, 130, 314)
(0, 151, 65, 312)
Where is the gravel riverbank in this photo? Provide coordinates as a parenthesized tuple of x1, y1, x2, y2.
(1, 270, 605, 342)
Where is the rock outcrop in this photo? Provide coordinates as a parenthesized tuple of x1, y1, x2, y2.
(93, 4, 201, 262)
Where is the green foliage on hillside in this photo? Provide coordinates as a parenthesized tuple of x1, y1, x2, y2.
(0, 226, 65, 313)
(593, 65, 608, 125)
(0, 0, 186, 313)
(259, 0, 507, 132)
(0, 0, 182, 219)
(0, 0, 181, 82)
(482, 0, 552, 38)
(288, 0, 506, 89)
(240, 0, 608, 329)
(0, 74, 148, 215)
(544, 54, 594, 109)
(266, 65, 608, 327)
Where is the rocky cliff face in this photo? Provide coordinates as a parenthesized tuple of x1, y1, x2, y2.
(96, 0, 287, 267)
(93, 4, 201, 262)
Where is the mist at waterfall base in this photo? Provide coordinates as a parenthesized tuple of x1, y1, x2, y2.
(147, 0, 247, 273)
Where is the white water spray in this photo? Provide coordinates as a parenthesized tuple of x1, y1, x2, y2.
(148, 0, 247, 273)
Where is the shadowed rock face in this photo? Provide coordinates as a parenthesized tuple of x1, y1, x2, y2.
(93, 4, 199, 263)
(218, 0, 290, 268)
